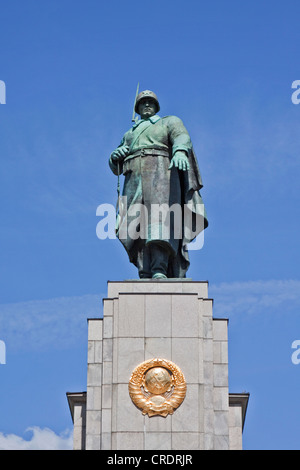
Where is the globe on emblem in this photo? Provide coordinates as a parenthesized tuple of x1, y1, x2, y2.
(144, 367, 173, 395)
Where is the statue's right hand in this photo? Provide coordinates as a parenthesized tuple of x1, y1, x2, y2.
(111, 145, 130, 162)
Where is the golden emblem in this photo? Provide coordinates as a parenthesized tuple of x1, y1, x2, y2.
(128, 358, 186, 417)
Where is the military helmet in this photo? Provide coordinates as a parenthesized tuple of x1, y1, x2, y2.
(135, 90, 160, 114)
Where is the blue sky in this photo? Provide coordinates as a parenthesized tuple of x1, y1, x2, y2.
(0, 0, 300, 449)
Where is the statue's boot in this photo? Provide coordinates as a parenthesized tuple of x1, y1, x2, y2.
(152, 273, 167, 279)
(136, 244, 151, 278)
(149, 243, 169, 279)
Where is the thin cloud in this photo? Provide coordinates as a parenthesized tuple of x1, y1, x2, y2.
(0, 280, 299, 353)
(191, 107, 300, 202)
(0, 427, 73, 450)
(0, 294, 103, 352)
(209, 279, 300, 318)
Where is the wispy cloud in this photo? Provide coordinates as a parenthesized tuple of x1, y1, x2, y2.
(0, 280, 299, 353)
(0, 294, 103, 352)
(209, 279, 300, 318)
(0, 427, 73, 450)
(191, 106, 300, 202)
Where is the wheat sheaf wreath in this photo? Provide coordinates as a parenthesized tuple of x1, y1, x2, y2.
(128, 358, 187, 417)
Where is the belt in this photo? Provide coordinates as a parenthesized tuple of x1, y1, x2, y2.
(125, 148, 170, 160)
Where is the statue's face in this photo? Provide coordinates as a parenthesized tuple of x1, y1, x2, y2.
(138, 98, 157, 119)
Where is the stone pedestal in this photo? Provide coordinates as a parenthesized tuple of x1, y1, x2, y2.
(67, 280, 248, 450)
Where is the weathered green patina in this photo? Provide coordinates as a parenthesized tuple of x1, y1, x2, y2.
(109, 90, 208, 279)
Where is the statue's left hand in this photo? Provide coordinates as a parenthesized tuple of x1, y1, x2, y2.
(168, 151, 190, 171)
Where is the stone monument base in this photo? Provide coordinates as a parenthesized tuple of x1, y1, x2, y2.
(67, 279, 249, 450)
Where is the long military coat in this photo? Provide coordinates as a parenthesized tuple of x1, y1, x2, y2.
(109, 114, 208, 277)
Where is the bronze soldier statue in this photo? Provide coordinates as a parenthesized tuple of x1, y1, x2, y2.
(109, 90, 208, 279)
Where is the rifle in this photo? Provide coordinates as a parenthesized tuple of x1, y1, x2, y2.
(131, 82, 140, 124)
(116, 83, 140, 215)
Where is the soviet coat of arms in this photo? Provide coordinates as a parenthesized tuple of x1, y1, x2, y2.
(128, 358, 186, 417)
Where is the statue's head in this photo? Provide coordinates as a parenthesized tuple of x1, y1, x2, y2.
(135, 90, 160, 119)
